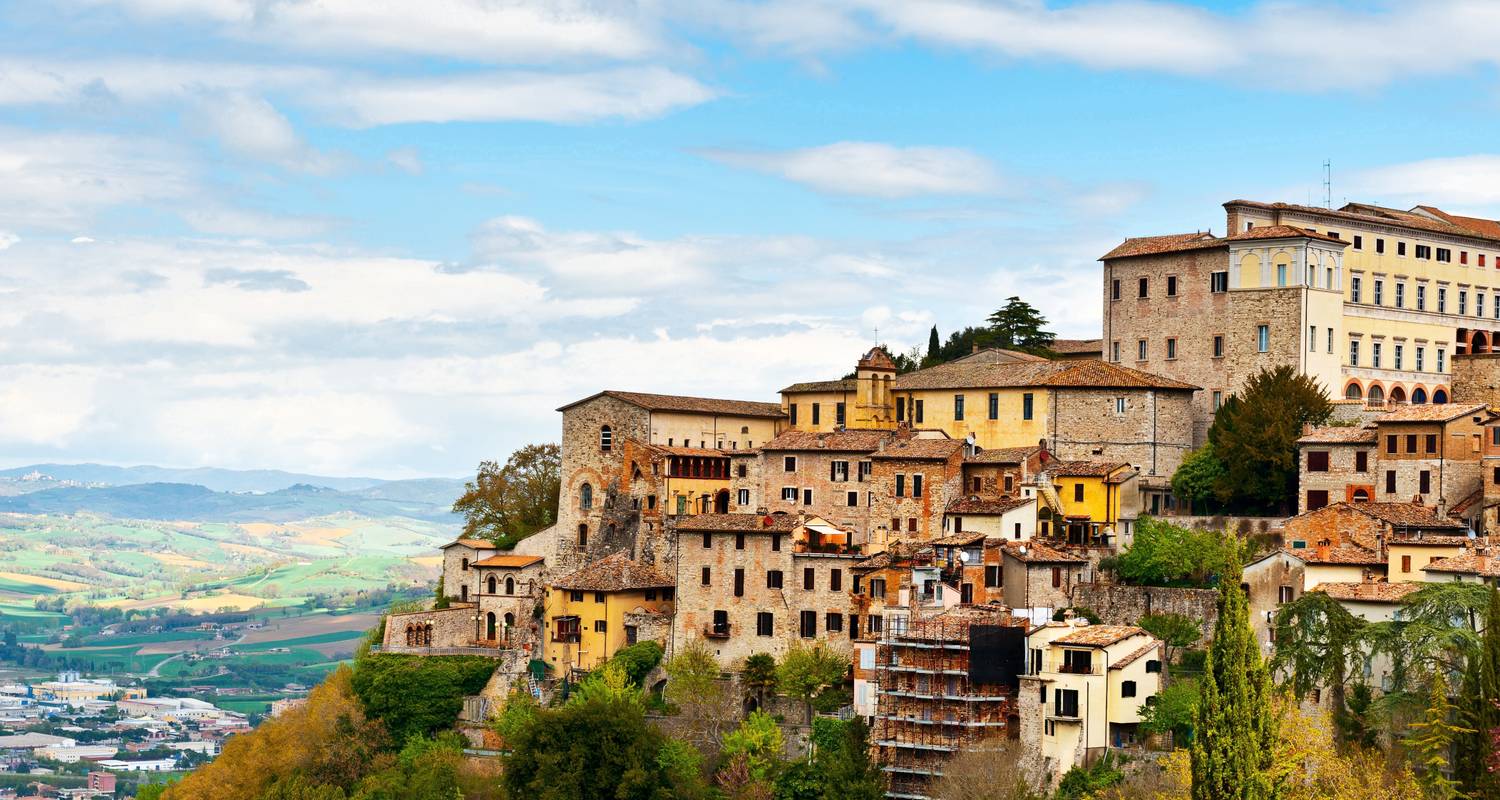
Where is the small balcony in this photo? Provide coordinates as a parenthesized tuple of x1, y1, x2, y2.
(1057, 663, 1096, 675)
(703, 622, 731, 639)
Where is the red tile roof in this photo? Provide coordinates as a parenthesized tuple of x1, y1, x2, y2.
(1053, 624, 1148, 647)
(894, 358, 1198, 392)
(930, 532, 987, 546)
(1297, 425, 1377, 444)
(779, 379, 857, 394)
(1354, 502, 1466, 530)
(967, 446, 1043, 464)
(1048, 338, 1104, 355)
(472, 554, 544, 569)
(946, 496, 1034, 515)
(550, 553, 674, 592)
(759, 429, 898, 452)
(1229, 199, 1500, 245)
(1422, 551, 1500, 577)
(1111, 640, 1163, 669)
(671, 513, 807, 533)
(871, 437, 966, 461)
(1001, 540, 1087, 564)
(1312, 581, 1422, 603)
(1046, 460, 1131, 478)
(1099, 225, 1345, 261)
(558, 390, 784, 418)
(441, 538, 497, 550)
(1374, 402, 1490, 424)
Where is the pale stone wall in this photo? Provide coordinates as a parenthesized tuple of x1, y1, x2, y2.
(1067, 583, 1220, 644)
(1050, 389, 1196, 480)
(759, 448, 877, 537)
(442, 543, 495, 605)
(1242, 553, 1303, 649)
(869, 452, 965, 546)
(1452, 353, 1500, 406)
(382, 604, 482, 650)
(1296, 441, 1375, 513)
(557, 395, 650, 572)
(1001, 556, 1081, 615)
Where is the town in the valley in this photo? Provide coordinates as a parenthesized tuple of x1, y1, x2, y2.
(381, 197, 1500, 798)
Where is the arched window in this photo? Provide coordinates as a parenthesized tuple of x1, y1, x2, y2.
(1390, 386, 1407, 403)
(1352, 488, 1370, 502)
(405, 624, 415, 646)
(1412, 387, 1428, 404)
(578, 524, 588, 548)
(504, 612, 515, 628)
(580, 483, 593, 510)
(1344, 383, 1363, 400)
(461, 557, 469, 570)
(1368, 384, 1385, 403)
(505, 576, 515, 595)
(486, 612, 497, 641)
(423, 623, 433, 647)
(600, 425, 613, 451)
(1433, 388, 1449, 404)
(487, 576, 497, 594)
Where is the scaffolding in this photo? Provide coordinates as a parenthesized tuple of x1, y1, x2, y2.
(873, 610, 1021, 799)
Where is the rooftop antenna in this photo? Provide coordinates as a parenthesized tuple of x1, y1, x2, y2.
(1323, 159, 1332, 209)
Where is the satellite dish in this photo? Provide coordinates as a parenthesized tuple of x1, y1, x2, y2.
(958, 550, 970, 564)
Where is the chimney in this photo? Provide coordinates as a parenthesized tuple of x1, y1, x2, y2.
(973, 343, 980, 354)
(1316, 541, 1331, 562)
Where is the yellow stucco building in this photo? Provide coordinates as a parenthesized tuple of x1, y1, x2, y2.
(1021, 460, 1142, 547)
(543, 552, 675, 675)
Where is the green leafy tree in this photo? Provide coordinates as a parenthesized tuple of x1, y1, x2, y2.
(657, 738, 713, 800)
(1334, 682, 1378, 750)
(431, 576, 449, 610)
(815, 717, 883, 800)
(1454, 586, 1500, 797)
(349, 654, 497, 743)
(1365, 581, 1490, 700)
(569, 660, 644, 710)
(1271, 590, 1367, 737)
(1141, 678, 1199, 744)
(1139, 613, 1202, 665)
(986, 296, 1055, 352)
(720, 711, 785, 783)
(1115, 517, 1236, 588)
(665, 639, 733, 751)
(605, 640, 664, 688)
(1207, 365, 1332, 513)
(502, 689, 676, 800)
(262, 774, 348, 800)
(743, 653, 778, 712)
(351, 732, 466, 800)
(1057, 751, 1124, 800)
(1405, 671, 1472, 800)
(1171, 446, 1226, 515)
(777, 642, 849, 723)
(1191, 553, 1279, 800)
(452, 443, 561, 549)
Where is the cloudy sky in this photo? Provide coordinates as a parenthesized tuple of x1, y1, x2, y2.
(5, 1, 1500, 478)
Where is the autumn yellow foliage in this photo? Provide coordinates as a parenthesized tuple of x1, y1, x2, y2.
(164, 666, 389, 800)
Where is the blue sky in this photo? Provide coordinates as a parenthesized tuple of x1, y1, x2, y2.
(4, 0, 1500, 478)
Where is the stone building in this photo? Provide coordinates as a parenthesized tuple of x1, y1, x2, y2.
(868, 435, 969, 548)
(756, 429, 901, 537)
(941, 496, 1037, 541)
(555, 390, 785, 572)
(1025, 460, 1142, 547)
(669, 513, 862, 665)
(1105, 199, 1500, 451)
(542, 552, 675, 675)
(960, 445, 1047, 498)
(997, 540, 1088, 619)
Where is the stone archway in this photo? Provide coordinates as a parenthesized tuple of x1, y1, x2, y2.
(1344, 381, 1363, 400)
(1389, 386, 1408, 404)
(1433, 387, 1449, 404)
(1411, 387, 1428, 404)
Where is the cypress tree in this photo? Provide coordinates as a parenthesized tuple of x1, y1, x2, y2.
(1454, 586, 1500, 797)
(1191, 549, 1279, 800)
(1407, 670, 1472, 800)
(926, 326, 941, 364)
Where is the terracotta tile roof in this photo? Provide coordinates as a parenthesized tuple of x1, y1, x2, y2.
(1312, 581, 1422, 603)
(1001, 540, 1087, 564)
(967, 446, 1042, 464)
(1297, 425, 1378, 444)
(471, 554, 544, 569)
(1389, 534, 1479, 546)
(1422, 207, 1500, 239)
(1374, 402, 1490, 424)
(1226, 224, 1347, 245)
(1449, 488, 1483, 518)
(440, 538, 497, 550)
(1047, 338, 1104, 355)
(759, 429, 898, 452)
(1046, 460, 1130, 478)
(871, 437, 966, 461)
(949, 348, 1049, 365)
(779, 379, 857, 394)
(859, 347, 897, 371)
(1053, 624, 1148, 647)
(1284, 542, 1386, 566)
(1354, 502, 1466, 530)
(946, 496, 1034, 515)
(557, 390, 784, 419)
(550, 553, 674, 592)
(1111, 640, 1163, 669)
(930, 532, 987, 547)
(895, 358, 1198, 392)
(1098, 225, 1345, 261)
(1228, 200, 1500, 245)
(672, 513, 807, 533)
(1422, 551, 1500, 577)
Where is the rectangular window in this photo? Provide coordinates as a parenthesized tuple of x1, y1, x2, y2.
(858, 461, 871, 482)
(802, 488, 813, 505)
(1326, 231, 1339, 241)
(1396, 283, 1405, 308)
(1051, 567, 1062, 588)
(738, 488, 750, 505)
(1256, 325, 1269, 353)
(1480, 295, 1487, 318)
(1115, 397, 1126, 415)
(895, 474, 906, 497)
(811, 403, 820, 426)
(1122, 680, 1137, 698)
(831, 460, 849, 482)
(1138, 277, 1149, 298)
(1212, 390, 1222, 411)
(1372, 342, 1382, 368)
(781, 487, 797, 502)
(1386, 470, 1397, 494)
(736, 532, 745, 550)
(954, 394, 965, 421)
(908, 518, 917, 532)
(871, 578, 886, 599)
(1438, 247, 1452, 262)
(1112, 341, 1120, 362)
(595, 619, 607, 633)
(569, 590, 584, 602)
(1417, 244, 1432, 259)
(1439, 287, 1448, 313)
(1073, 483, 1084, 502)
(799, 610, 816, 638)
(803, 567, 815, 591)
(1461, 291, 1469, 315)
(1402, 555, 1412, 573)
(1167, 275, 1178, 296)
(1309, 326, 1316, 351)
(1351, 275, 1362, 302)
(734, 568, 744, 597)
(912, 474, 924, 498)
(1376, 238, 1385, 254)
(1355, 450, 1368, 472)
(702, 566, 711, 586)
(985, 565, 1001, 587)
(831, 569, 842, 592)
(1307, 451, 1330, 472)
(1213, 334, 1224, 358)
(1417, 284, 1426, 310)
(988, 392, 1000, 420)
(1111, 279, 1121, 300)
(1306, 490, 1329, 511)
(1374, 279, 1384, 305)
(896, 397, 905, 422)
(826, 613, 843, 634)
(1137, 339, 1147, 360)
(1349, 339, 1360, 367)
(1211, 271, 1228, 293)
(1439, 349, 1446, 372)
(1353, 234, 1363, 250)
(914, 399, 924, 424)
(767, 570, 783, 589)
(1327, 327, 1334, 354)
(789, 404, 797, 426)
(1399, 241, 1408, 256)
(1420, 470, 1432, 494)
(1386, 435, 1398, 454)
(1406, 434, 1418, 453)
(1425, 434, 1437, 454)
(1277, 263, 1287, 286)
(784, 456, 797, 472)
(1416, 347, 1425, 372)
(1055, 688, 1079, 718)
(835, 402, 846, 426)
(757, 612, 773, 636)
(1167, 338, 1177, 359)
(702, 531, 712, 549)
(1022, 392, 1034, 420)
(847, 490, 858, 507)
(1395, 343, 1404, 370)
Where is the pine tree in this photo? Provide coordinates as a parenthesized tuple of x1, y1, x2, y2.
(986, 297, 1055, 352)
(926, 326, 941, 365)
(1207, 365, 1332, 514)
(1407, 670, 1472, 800)
(1454, 586, 1500, 797)
(1191, 549, 1279, 800)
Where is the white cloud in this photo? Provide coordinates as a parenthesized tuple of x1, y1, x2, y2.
(702, 141, 1001, 197)
(1347, 156, 1500, 208)
(386, 147, 423, 176)
(322, 67, 715, 127)
(83, 0, 667, 64)
(0, 367, 99, 446)
(472, 215, 709, 292)
(0, 231, 18, 250)
(0, 128, 195, 230)
(194, 93, 340, 174)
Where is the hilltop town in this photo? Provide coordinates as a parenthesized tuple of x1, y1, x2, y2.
(370, 198, 1500, 799)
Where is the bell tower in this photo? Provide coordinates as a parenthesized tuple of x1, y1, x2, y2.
(854, 347, 898, 429)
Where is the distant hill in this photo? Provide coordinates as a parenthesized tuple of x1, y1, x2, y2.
(0, 481, 465, 524)
(0, 463, 465, 494)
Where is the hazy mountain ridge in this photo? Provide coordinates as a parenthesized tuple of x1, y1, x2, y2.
(0, 463, 466, 495)
(0, 481, 466, 524)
